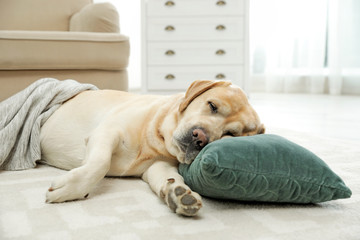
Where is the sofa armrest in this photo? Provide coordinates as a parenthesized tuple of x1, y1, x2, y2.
(70, 3, 120, 33)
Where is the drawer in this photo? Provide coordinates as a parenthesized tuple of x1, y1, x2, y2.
(147, 41, 244, 65)
(147, 17, 244, 41)
(147, 66, 244, 90)
(147, 0, 245, 16)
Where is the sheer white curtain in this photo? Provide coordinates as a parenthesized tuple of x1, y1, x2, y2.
(250, 0, 360, 95)
(94, 0, 141, 90)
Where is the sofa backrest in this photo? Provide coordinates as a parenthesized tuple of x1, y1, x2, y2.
(0, 0, 92, 31)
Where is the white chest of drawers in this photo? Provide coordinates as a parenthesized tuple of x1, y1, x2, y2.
(141, 0, 249, 93)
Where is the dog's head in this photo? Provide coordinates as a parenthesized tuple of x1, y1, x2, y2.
(171, 80, 265, 164)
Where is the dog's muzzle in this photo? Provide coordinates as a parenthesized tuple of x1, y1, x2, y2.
(175, 127, 209, 164)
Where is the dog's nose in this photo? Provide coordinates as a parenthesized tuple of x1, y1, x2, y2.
(192, 129, 208, 148)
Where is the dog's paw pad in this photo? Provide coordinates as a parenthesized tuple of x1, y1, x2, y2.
(183, 207, 199, 216)
(167, 185, 202, 216)
(175, 186, 186, 196)
(181, 194, 197, 206)
(167, 190, 177, 212)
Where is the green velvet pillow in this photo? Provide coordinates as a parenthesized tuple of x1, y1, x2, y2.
(179, 134, 352, 203)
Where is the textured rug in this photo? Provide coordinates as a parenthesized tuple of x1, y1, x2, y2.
(1, 128, 359, 240)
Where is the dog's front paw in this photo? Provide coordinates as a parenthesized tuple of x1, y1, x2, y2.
(162, 179, 202, 216)
(46, 169, 91, 203)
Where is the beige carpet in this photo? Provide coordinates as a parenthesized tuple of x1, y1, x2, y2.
(1, 128, 359, 240)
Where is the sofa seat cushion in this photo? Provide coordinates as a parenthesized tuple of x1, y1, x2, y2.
(0, 30, 129, 70)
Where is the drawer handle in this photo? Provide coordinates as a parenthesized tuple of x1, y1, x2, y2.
(165, 74, 175, 80)
(216, 49, 226, 55)
(216, 25, 226, 31)
(216, 0, 226, 6)
(165, 50, 175, 56)
(165, 1, 175, 7)
(165, 25, 175, 31)
(216, 73, 226, 79)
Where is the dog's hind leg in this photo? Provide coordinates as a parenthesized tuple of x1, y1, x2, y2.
(45, 121, 121, 203)
(142, 161, 202, 216)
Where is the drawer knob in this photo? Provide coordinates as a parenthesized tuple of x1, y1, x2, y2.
(165, 50, 176, 56)
(216, 0, 226, 6)
(216, 49, 226, 55)
(165, 74, 175, 80)
(216, 73, 226, 79)
(165, 25, 175, 31)
(216, 25, 226, 31)
(165, 1, 175, 7)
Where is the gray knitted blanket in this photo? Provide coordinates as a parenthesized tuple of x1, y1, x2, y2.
(0, 78, 98, 170)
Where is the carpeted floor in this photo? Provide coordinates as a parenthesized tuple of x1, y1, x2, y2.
(1, 128, 359, 240)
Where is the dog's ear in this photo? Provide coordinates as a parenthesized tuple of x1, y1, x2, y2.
(179, 80, 231, 113)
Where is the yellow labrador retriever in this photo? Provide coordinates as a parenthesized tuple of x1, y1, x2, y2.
(41, 80, 264, 216)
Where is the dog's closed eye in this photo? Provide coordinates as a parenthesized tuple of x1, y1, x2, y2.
(208, 101, 218, 113)
(223, 131, 235, 137)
